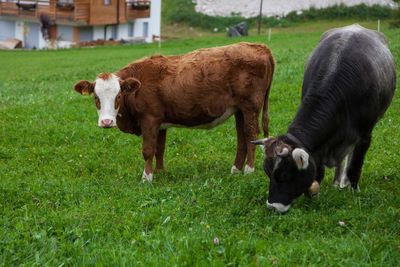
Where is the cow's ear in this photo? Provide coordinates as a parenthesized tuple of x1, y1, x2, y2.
(120, 77, 141, 93)
(292, 148, 309, 170)
(275, 145, 290, 157)
(74, 80, 95, 95)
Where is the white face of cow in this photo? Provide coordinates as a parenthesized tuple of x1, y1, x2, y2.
(94, 74, 121, 128)
(74, 73, 141, 128)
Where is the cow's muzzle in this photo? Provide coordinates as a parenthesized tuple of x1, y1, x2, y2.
(100, 119, 114, 128)
(266, 201, 291, 213)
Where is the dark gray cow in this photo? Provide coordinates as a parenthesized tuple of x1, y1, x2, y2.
(253, 24, 396, 213)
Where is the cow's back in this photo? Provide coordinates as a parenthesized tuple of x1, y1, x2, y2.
(164, 42, 272, 91)
(303, 25, 396, 121)
(290, 25, 396, 155)
(124, 42, 274, 126)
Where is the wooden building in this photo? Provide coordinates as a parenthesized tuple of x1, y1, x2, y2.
(0, 0, 160, 48)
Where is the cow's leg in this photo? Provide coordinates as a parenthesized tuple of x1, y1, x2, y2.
(242, 110, 259, 174)
(141, 118, 161, 182)
(231, 111, 247, 174)
(347, 135, 372, 191)
(155, 129, 167, 172)
(333, 152, 353, 189)
(316, 163, 325, 184)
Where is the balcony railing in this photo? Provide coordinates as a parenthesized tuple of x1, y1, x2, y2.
(0, 0, 88, 22)
(126, 0, 150, 20)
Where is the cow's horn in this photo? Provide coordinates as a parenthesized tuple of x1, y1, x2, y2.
(251, 138, 270, 145)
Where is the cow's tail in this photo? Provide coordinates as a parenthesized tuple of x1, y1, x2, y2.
(262, 52, 275, 137)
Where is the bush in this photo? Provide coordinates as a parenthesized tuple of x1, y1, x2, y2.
(390, 0, 400, 27)
(298, 4, 393, 20)
(162, 0, 395, 30)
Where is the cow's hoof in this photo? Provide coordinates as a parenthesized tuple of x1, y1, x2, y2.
(333, 180, 340, 187)
(244, 164, 255, 174)
(231, 165, 241, 174)
(155, 167, 165, 173)
(142, 171, 153, 182)
(339, 177, 350, 189)
(351, 185, 361, 192)
(333, 177, 351, 189)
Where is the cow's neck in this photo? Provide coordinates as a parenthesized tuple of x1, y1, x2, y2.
(116, 92, 141, 136)
(116, 61, 146, 81)
(287, 92, 342, 153)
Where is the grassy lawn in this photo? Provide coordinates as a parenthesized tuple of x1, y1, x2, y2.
(0, 20, 399, 265)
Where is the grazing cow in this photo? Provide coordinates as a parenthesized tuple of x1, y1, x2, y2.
(252, 25, 396, 213)
(74, 42, 275, 181)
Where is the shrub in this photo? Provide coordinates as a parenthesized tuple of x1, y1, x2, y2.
(390, 0, 400, 27)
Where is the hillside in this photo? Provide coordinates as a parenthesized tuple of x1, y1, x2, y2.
(194, 0, 396, 18)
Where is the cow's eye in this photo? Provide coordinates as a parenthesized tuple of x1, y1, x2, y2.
(115, 94, 122, 109)
(94, 96, 101, 109)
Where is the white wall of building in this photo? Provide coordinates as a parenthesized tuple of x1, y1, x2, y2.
(134, 19, 147, 39)
(117, 24, 129, 39)
(38, 28, 46, 49)
(131, 0, 161, 42)
(148, 0, 161, 41)
(93, 26, 105, 40)
(0, 20, 15, 41)
(15, 21, 24, 45)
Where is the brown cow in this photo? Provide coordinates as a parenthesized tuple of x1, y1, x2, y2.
(74, 42, 275, 181)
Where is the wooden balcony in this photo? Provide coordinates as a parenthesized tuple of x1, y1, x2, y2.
(0, 0, 150, 25)
(126, 0, 150, 20)
(0, 0, 89, 23)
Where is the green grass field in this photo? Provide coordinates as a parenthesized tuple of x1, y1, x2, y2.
(0, 21, 399, 265)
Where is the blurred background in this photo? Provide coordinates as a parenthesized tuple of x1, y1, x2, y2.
(0, 0, 399, 49)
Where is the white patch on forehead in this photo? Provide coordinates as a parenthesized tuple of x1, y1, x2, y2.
(94, 74, 120, 127)
(95, 74, 120, 97)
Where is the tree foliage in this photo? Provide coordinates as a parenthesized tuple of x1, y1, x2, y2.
(391, 0, 400, 27)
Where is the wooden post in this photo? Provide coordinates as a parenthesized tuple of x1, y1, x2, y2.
(268, 27, 271, 42)
(257, 0, 263, 35)
(378, 19, 381, 32)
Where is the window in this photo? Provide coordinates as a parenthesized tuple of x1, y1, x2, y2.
(142, 22, 148, 38)
(104, 0, 111, 5)
(111, 25, 117, 39)
(128, 22, 135, 37)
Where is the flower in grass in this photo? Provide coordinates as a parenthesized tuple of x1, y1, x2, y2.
(213, 237, 220, 245)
